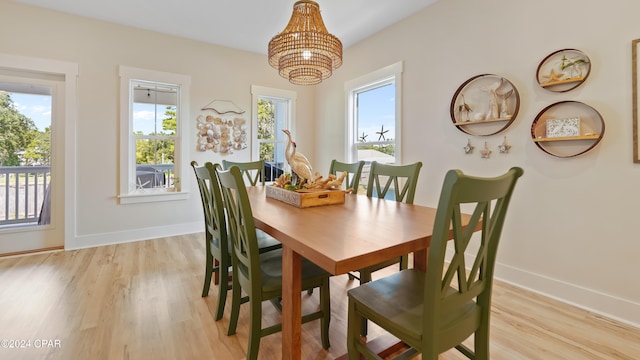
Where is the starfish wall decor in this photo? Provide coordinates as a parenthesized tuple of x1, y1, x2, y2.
(498, 136, 511, 154)
(480, 141, 492, 159)
(376, 125, 389, 141)
(543, 69, 564, 83)
(464, 139, 474, 154)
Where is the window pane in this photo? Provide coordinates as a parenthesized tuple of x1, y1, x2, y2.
(257, 96, 287, 180)
(259, 142, 274, 163)
(136, 138, 175, 165)
(0, 89, 53, 226)
(132, 81, 177, 135)
(355, 83, 396, 165)
(134, 138, 175, 189)
(357, 144, 395, 164)
(356, 83, 394, 145)
(273, 99, 288, 137)
(257, 98, 274, 141)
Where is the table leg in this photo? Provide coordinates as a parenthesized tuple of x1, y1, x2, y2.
(282, 245, 302, 360)
(413, 248, 428, 271)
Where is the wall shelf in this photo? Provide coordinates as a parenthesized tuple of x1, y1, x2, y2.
(450, 74, 520, 136)
(453, 117, 512, 126)
(536, 49, 591, 92)
(530, 101, 605, 158)
(533, 134, 600, 142)
(539, 77, 585, 88)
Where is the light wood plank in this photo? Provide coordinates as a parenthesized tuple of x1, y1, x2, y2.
(0, 233, 638, 359)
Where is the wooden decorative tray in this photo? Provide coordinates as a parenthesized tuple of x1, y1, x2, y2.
(265, 186, 346, 208)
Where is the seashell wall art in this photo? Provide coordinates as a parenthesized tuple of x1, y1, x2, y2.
(196, 100, 248, 155)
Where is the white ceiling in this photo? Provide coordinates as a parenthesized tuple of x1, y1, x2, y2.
(12, 0, 439, 55)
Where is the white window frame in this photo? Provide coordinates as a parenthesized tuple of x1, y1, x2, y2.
(250, 85, 296, 169)
(118, 66, 190, 204)
(345, 61, 403, 164)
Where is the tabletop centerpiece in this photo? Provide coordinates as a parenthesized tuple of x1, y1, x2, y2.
(265, 130, 352, 208)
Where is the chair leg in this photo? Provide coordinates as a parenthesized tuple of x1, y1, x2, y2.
(347, 297, 362, 360)
(227, 276, 242, 336)
(214, 261, 229, 321)
(473, 323, 489, 360)
(358, 270, 373, 337)
(247, 296, 262, 360)
(202, 253, 214, 297)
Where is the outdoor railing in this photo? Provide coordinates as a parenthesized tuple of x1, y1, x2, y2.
(0, 166, 51, 227)
(0, 164, 177, 228)
(135, 164, 175, 189)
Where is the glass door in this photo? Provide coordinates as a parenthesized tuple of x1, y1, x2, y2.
(0, 74, 64, 255)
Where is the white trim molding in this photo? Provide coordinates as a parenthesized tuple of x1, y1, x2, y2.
(447, 248, 640, 329)
(0, 53, 78, 251)
(494, 262, 640, 329)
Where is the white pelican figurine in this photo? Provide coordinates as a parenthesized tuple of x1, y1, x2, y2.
(289, 142, 314, 185)
(282, 129, 314, 185)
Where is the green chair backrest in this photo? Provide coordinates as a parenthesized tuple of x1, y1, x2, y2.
(222, 160, 266, 186)
(423, 167, 523, 355)
(329, 160, 365, 193)
(190, 161, 228, 256)
(216, 166, 262, 294)
(366, 161, 423, 204)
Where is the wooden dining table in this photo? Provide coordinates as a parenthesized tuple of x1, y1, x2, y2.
(245, 186, 468, 360)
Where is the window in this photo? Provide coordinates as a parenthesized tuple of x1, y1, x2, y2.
(251, 86, 296, 181)
(119, 66, 190, 204)
(345, 62, 403, 190)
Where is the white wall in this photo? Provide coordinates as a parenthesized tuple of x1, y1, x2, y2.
(0, 2, 315, 248)
(315, 0, 640, 327)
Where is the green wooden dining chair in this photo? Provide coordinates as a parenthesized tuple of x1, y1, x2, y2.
(365, 161, 422, 203)
(216, 166, 331, 360)
(191, 160, 232, 321)
(190, 161, 281, 321)
(222, 159, 265, 186)
(329, 159, 365, 193)
(347, 167, 524, 360)
(222, 160, 283, 254)
(351, 160, 423, 336)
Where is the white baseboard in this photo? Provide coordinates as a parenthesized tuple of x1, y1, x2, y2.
(444, 249, 640, 330)
(494, 262, 640, 329)
(65, 221, 202, 250)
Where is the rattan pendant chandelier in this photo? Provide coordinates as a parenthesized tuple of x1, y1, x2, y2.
(268, 0, 342, 85)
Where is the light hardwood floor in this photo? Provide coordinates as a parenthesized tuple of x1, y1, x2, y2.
(0, 233, 638, 359)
